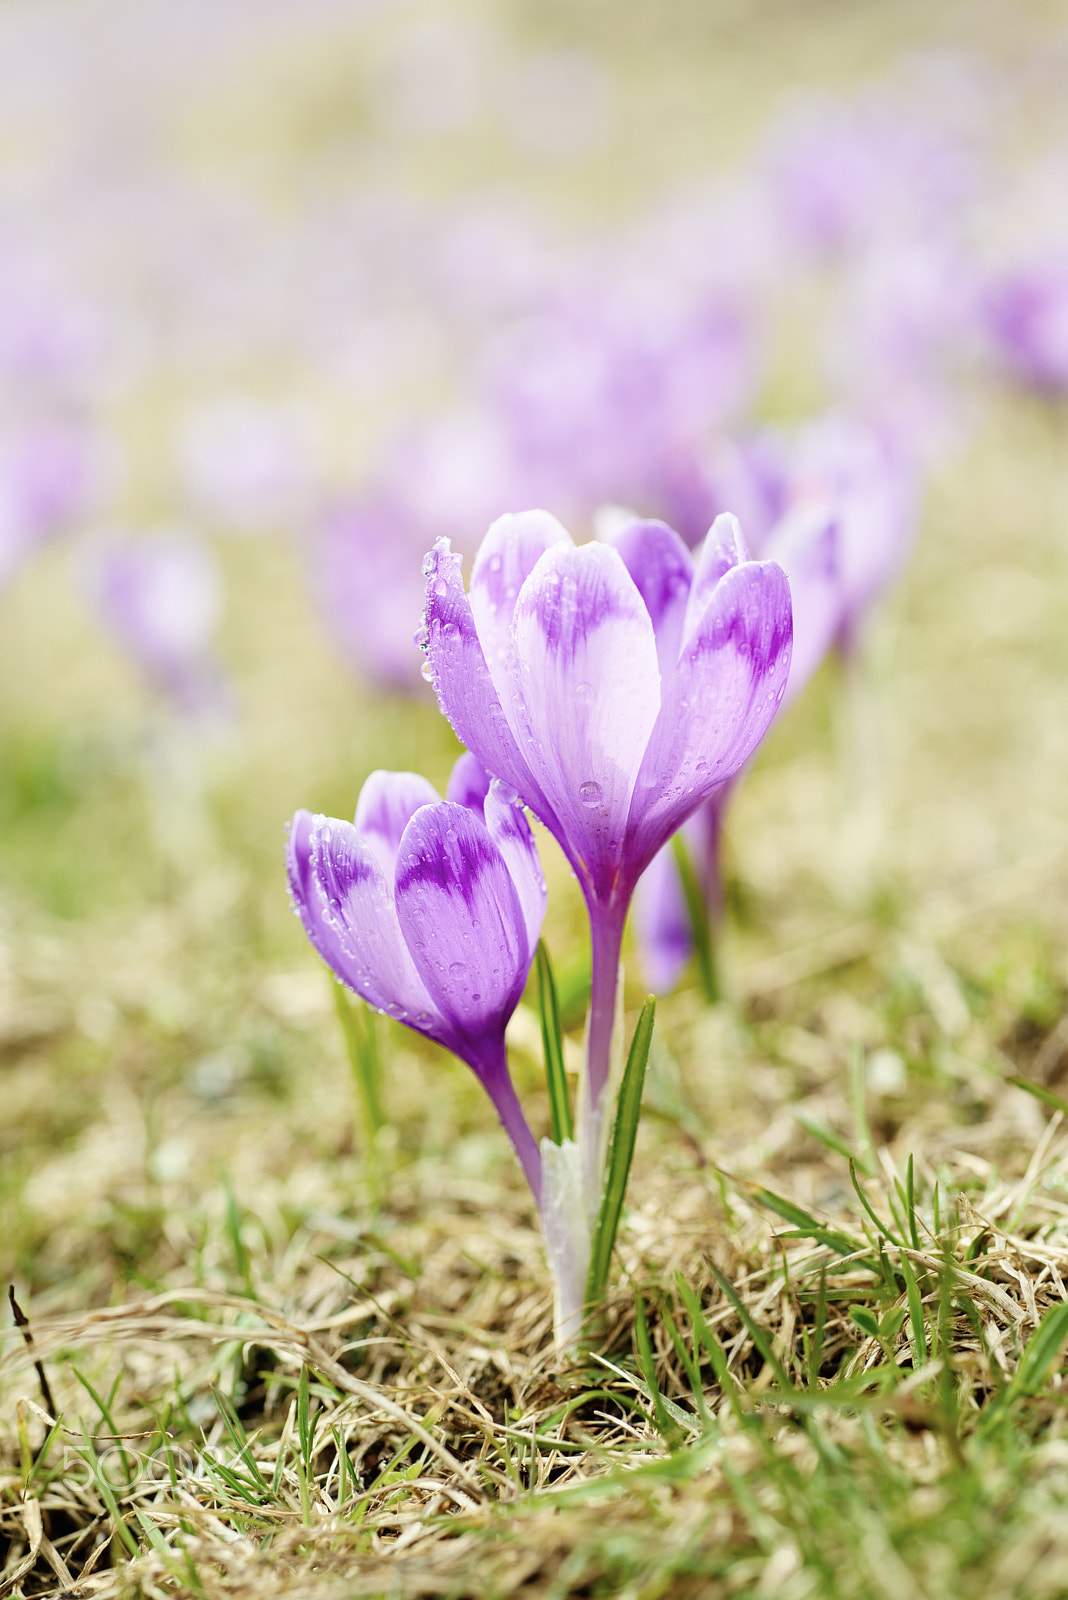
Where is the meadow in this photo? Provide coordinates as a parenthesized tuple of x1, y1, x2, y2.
(3, 2, 1068, 1596)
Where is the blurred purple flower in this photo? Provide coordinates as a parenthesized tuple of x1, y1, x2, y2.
(981, 256, 1068, 396)
(175, 394, 322, 533)
(481, 279, 756, 534)
(421, 509, 792, 1158)
(0, 417, 110, 589)
(84, 529, 227, 715)
(287, 761, 546, 1194)
(634, 413, 918, 994)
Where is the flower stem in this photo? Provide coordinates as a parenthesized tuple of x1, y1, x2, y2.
(482, 1044, 542, 1201)
(581, 901, 627, 1201)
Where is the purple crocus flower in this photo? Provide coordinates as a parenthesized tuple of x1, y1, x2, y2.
(635, 412, 918, 995)
(981, 256, 1068, 397)
(83, 529, 227, 716)
(287, 761, 546, 1196)
(634, 501, 842, 994)
(420, 509, 792, 1177)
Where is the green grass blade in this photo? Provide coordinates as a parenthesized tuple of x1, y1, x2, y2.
(849, 1158, 905, 1249)
(671, 831, 719, 1003)
(585, 998, 656, 1308)
(1007, 1076, 1068, 1118)
(709, 1264, 793, 1392)
(536, 940, 573, 1144)
(334, 982, 384, 1137)
(634, 1296, 686, 1447)
(899, 1251, 928, 1369)
(980, 1301, 1068, 1435)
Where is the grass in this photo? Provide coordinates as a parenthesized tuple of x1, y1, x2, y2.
(4, 1, 1068, 1595)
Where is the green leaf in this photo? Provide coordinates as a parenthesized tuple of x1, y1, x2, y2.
(900, 1251, 928, 1368)
(585, 997, 656, 1308)
(709, 1264, 794, 1391)
(849, 1305, 881, 1339)
(334, 983, 384, 1138)
(635, 1296, 686, 1447)
(1007, 1076, 1068, 1119)
(536, 941, 573, 1144)
(671, 831, 719, 1003)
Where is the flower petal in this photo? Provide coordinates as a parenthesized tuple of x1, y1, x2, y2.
(469, 509, 571, 687)
(681, 511, 749, 643)
(484, 779, 547, 961)
(446, 750, 492, 815)
(395, 801, 530, 1045)
(628, 559, 793, 867)
(603, 518, 693, 676)
(354, 769, 442, 877)
(288, 810, 447, 1037)
(763, 504, 842, 708)
(509, 540, 661, 898)
(633, 840, 693, 995)
(420, 538, 551, 816)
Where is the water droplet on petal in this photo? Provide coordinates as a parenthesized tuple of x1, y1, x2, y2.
(574, 682, 593, 703)
(579, 780, 603, 806)
(449, 960, 466, 977)
(434, 579, 448, 597)
(420, 660, 435, 682)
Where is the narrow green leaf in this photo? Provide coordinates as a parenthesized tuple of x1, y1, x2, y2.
(676, 1276, 744, 1421)
(334, 983, 384, 1136)
(719, 1171, 875, 1266)
(671, 832, 719, 1003)
(634, 1296, 686, 1447)
(793, 1111, 856, 1164)
(661, 1302, 712, 1426)
(849, 1305, 881, 1339)
(536, 941, 572, 1144)
(1008, 1076, 1068, 1119)
(900, 1252, 928, 1368)
(905, 1153, 921, 1251)
(297, 1363, 312, 1473)
(708, 1263, 793, 1392)
(849, 1044, 876, 1175)
(849, 1158, 905, 1249)
(585, 998, 656, 1308)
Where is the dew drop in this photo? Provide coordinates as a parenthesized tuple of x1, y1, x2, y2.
(579, 780, 603, 806)
(574, 681, 593, 703)
(420, 660, 434, 682)
(449, 960, 466, 977)
(434, 579, 448, 597)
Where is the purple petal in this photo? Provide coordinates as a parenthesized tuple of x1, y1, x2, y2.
(633, 841, 693, 995)
(762, 505, 842, 708)
(509, 540, 660, 898)
(628, 560, 793, 868)
(354, 770, 442, 876)
(469, 509, 570, 683)
(395, 802, 530, 1044)
(446, 751, 492, 816)
(287, 810, 446, 1037)
(420, 538, 551, 817)
(484, 779, 547, 961)
(681, 512, 750, 642)
(603, 519, 693, 676)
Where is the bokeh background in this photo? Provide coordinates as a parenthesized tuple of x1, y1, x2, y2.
(2, 0, 1068, 1307)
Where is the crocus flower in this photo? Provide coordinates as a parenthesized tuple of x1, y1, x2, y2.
(980, 256, 1068, 397)
(287, 760, 547, 1196)
(634, 501, 842, 994)
(83, 529, 227, 716)
(420, 509, 792, 1181)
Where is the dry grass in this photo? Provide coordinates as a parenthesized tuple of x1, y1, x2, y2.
(4, 1, 1068, 1595)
